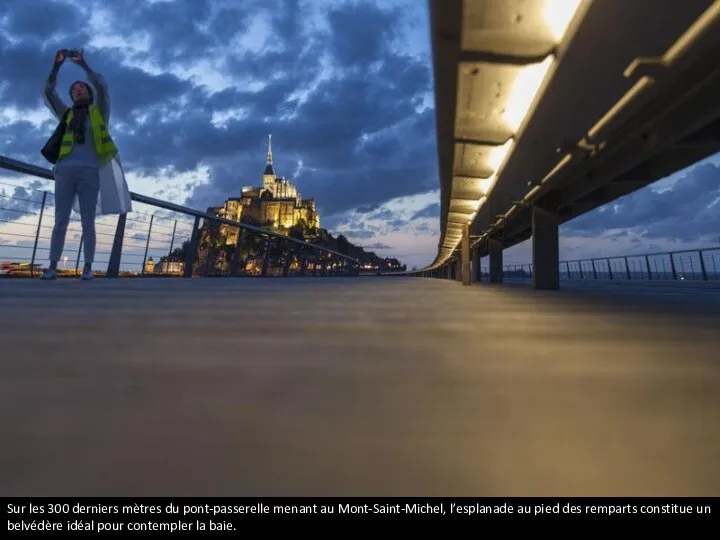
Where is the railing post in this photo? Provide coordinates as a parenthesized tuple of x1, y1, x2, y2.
(30, 191, 48, 277)
(168, 219, 177, 255)
(669, 253, 677, 280)
(698, 249, 708, 281)
(645, 255, 652, 280)
(183, 216, 202, 278)
(624, 256, 631, 280)
(141, 214, 154, 276)
(164, 219, 178, 277)
(578, 261, 583, 280)
(678, 254, 686, 278)
(107, 213, 127, 278)
(229, 228, 245, 277)
(607, 258, 613, 280)
(75, 232, 84, 274)
(591, 259, 597, 279)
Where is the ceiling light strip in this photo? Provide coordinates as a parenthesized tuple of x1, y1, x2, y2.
(433, 0, 588, 269)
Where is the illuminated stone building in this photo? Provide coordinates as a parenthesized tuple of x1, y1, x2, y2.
(208, 135, 320, 244)
(144, 256, 155, 274)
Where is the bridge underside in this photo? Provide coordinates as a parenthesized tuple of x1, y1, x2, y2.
(428, 0, 720, 279)
(1, 278, 718, 496)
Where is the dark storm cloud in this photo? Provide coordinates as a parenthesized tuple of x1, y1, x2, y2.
(411, 202, 439, 220)
(182, 0, 436, 216)
(87, 0, 215, 64)
(319, 214, 347, 231)
(2, 0, 436, 224)
(0, 120, 56, 163)
(327, 1, 399, 69)
(356, 203, 382, 214)
(369, 208, 396, 221)
(0, 186, 45, 220)
(562, 161, 720, 243)
(0, 37, 193, 122)
(100, 65, 194, 121)
(0, 0, 79, 40)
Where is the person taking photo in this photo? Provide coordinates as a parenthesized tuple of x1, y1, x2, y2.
(40, 48, 132, 280)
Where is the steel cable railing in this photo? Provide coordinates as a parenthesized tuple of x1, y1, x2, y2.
(401, 247, 720, 282)
(486, 248, 720, 282)
(0, 155, 360, 279)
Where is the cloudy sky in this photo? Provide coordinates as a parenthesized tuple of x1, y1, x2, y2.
(0, 0, 718, 270)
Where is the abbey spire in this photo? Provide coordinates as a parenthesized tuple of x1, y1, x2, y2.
(263, 134, 275, 179)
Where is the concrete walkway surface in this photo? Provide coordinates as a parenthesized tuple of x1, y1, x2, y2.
(1, 277, 718, 496)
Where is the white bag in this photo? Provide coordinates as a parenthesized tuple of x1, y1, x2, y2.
(72, 155, 133, 216)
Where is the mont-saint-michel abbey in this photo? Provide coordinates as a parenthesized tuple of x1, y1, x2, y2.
(210, 135, 320, 240)
(155, 136, 404, 277)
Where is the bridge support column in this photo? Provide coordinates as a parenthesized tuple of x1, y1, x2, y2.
(461, 224, 471, 286)
(489, 238, 503, 284)
(532, 202, 560, 290)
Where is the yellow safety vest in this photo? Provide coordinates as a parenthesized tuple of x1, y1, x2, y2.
(58, 105, 118, 165)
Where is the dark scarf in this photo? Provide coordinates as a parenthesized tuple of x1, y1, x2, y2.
(69, 102, 90, 145)
(68, 81, 94, 145)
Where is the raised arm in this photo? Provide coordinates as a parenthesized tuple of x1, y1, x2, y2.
(42, 50, 69, 121)
(71, 51, 111, 126)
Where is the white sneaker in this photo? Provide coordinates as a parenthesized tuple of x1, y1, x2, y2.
(40, 268, 57, 280)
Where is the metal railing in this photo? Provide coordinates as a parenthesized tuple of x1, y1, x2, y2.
(0, 155, 360, 278)
(404, 247, 720, 282)
(493, 248, 720, 282)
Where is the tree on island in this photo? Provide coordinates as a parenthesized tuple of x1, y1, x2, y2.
(163, 210, 406, 275)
